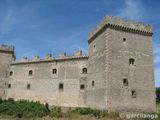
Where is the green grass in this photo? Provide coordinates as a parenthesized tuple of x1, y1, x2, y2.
(0, 98, 160, 120)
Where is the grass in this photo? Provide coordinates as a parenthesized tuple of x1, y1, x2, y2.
(0, 98, 160, 120)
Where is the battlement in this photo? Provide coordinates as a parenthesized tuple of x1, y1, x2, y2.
(11, 50, 88, 65)
(88, 15, 153, 42)
(0, 44, 14, 53)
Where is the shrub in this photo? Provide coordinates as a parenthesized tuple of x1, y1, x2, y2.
(0, 98, 50, 118)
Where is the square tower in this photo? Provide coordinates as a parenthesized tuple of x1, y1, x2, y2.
(86, 15, 156, 112)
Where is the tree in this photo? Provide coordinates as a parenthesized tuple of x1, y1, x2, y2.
(156, 87, 160, 102)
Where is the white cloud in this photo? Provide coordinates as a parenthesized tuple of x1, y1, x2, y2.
(116, 0, 145, 21)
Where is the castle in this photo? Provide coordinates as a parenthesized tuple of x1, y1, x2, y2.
(0, 15, 156, 112)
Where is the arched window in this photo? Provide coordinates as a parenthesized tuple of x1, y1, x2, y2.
(92, 81, 95, 87)
(29, 70, 33, 76)
(82, 68, 87, 74)
(52, 69, 57, 74)
(10, 71, 13, 76)
(129, 58, 135, 65)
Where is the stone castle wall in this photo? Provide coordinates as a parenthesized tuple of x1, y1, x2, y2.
(0, 15, 156, 112)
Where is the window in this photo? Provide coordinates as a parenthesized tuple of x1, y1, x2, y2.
(131, 90, 136, 98)
(8, 84, 11, 88)
(80, 84, 85, 90)
(123, 38, 126, 42)
(123, 78, 128, 86)
(92, 81, 95, 87)
(129, 58, 135, 65)
(10, 71, 13, 76)
(52, 69, 57, 74)
(29, 70, 33, 76)
(82, 68, 87, 74)
(27, 84, 30, 90)
(93, 45, 96, 48)
(59, 83, 63, 91)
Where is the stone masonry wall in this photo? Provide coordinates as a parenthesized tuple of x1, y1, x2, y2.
(7, 54, 88, 107)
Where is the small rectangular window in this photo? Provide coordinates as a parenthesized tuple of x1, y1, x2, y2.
(8, 84, 11, 88)
(59, 83, 63, 91)
(10, 71, 13, 76)
(52, 69, 57, 74)
(80, 84, 85, 90)
(123, 78, 128, 86)
(27, 84, 31, 90)
(131, 90, 136, 98)
(29, 70, 33, 76)
(129, 58, 135, 65)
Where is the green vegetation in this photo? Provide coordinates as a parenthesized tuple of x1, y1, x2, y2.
(0, 98, 160, 120)
(0, 98, 50, 118)
(156, 87, 160, 102)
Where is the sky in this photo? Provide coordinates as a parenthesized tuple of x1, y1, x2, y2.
(0, 0, 159, 87)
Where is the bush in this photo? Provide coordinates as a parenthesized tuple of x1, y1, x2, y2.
(49, 107, 64, 118)
(71, 107, 108, 118)
(0, 98, 50, 118)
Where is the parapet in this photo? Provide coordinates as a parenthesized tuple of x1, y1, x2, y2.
(59, 52, 66, 57)
(74, 50, 82, 56)
(11, 51, 88, 65)
(33, 56, 39, 60)
(0, 44, 15, 53)
(45, 54, 52, 59)
(21, 56, 28, 61)
(88, 15, 153, 42)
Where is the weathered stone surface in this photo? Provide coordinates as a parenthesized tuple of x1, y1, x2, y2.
(0, 15, 156, 112)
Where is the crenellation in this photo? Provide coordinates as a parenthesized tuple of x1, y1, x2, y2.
(59, 52, 66, 57)
(0, 44, 14, 52)
(126, 20, 135, 27)
(8, 46, 14, 51)
(1, 44, 7, 48)
(74, 50, 82, 56)
(45, 54, 52, 59)
(115, 17, 125, 25)
(0, 15, 156, 112)
(88, 15, 153, 41)
(145, 24, 153, 32)
(33, 56, 39, 60)
(21, 56, 28, 61)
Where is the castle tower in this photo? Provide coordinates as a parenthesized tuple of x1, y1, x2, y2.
(86, 15, 156, 112)
(0, 44, 15, 99)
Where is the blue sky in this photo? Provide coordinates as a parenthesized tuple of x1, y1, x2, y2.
(0, 0, 159, 87)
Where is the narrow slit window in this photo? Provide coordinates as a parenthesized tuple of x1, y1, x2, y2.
(27, 84, 30, 90)
(52, 69, 57, 74)
(92, 81, 95, 87)
(29, 70, 33, 76)
(59, 83, 63, 91)
(82, 68, 87, 74)
(129, 58, 135, 65)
